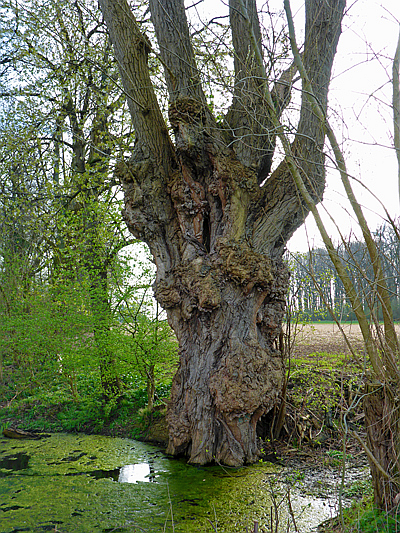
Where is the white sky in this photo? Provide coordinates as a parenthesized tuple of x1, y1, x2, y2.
(189, 0, 400, 252)
(288, 0, 400, 251)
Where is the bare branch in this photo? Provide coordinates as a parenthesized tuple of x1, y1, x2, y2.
(271, 60, 299, 116)
(393, 25, 400, 208)
(251, 0, 345, 256)
(285, 0, 400, 368)
(149, 0, 205, 103)
(98, 0, 174, 174)
(225, 0, 276, 181)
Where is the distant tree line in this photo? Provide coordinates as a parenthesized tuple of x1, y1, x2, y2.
(288, 223, 400, 322)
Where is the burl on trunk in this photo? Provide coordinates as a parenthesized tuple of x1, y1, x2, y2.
(99, 0, 345, 464)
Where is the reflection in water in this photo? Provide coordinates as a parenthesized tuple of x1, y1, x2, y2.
(63, 463, 156, 483)
(0, 453, 30, 475)
(118, 463, 156, 483)
(65, 468, 120, 481)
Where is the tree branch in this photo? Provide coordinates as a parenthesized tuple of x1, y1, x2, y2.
(98, 0, 175, 175)
(225, 0, 276, 181)
(271, 60, 299, 117)
(149, 0, 205, 104)
(251, 0, 345, 256)
(393, 25, 400, 208)
(285, 0, 400, 367)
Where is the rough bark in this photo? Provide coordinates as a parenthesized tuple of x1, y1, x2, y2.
(364, 381, 400, 512)
(225, 0, 276, 183)
(99, 0, 344, 465)
(163, 256, 288, 465)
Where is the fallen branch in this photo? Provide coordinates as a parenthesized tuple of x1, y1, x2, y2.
(3, 427, 50, 440)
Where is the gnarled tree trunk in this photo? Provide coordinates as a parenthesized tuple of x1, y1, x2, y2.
(99, 0, 345, 465)
(161, 243, 289, 465)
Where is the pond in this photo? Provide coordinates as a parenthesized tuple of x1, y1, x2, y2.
(0, 434, 367, 532)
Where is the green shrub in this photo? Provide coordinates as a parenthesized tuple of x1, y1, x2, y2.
(354, 508, 400, 533)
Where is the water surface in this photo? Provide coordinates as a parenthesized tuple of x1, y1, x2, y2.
(0, 433, 359, 532)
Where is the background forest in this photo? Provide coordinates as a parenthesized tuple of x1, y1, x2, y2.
(289, 223, 400, 322)
(0, 0, 178, 432)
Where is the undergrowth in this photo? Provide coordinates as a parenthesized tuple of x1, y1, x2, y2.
(285, 349, 365, 445)
(322, 496, 400, 533)
(0, 381, 171, 440)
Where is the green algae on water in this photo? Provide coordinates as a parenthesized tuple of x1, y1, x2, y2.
(0, 434, 280, 532)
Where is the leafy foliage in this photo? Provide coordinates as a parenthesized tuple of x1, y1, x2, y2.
(0, 242, 177, 430)
(0, 0, 178, 431)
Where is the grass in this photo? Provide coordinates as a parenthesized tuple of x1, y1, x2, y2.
(320, 496, 400, 533)
(353, 508, 400, 533)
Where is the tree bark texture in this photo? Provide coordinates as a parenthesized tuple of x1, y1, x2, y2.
(364, 381, 400, 512)
(99, 0, 344, 464)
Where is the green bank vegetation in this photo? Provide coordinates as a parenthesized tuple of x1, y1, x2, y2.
(0, 243, 178, 439)
(0, 0, 179, 439)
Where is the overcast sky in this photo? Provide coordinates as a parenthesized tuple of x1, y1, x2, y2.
(287, 0, 400, 251)
(189, 0, 400, 252)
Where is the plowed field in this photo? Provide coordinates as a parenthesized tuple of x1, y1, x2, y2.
(291, 322, 400, 357)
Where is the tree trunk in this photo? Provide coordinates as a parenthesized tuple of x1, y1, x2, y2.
(364, 381, 400, 512)
(163, 253, 288, 465)
(87, 259, 121, 402)
(99, 0, 344, 465)
(147, 364, 156, 411)
(66, 101, 123, 402)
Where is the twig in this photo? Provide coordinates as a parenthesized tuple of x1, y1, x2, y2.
(286, 488, 298, 533)
(393, 24, 400, 206)
(163, 481, 175, 533)
(207, 518, 218, 532)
